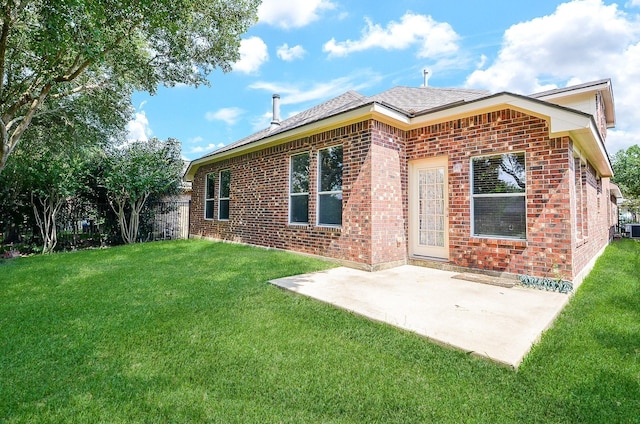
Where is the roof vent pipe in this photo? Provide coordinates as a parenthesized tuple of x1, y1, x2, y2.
(270, 94, 281, 130)
(422, 69, 431, 87)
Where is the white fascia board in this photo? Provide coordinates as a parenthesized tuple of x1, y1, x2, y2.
(184, 103, 380, 182)
(570, 121, 613, 177)
(410, 94, 591, 135)
(610, 184, 623, 199)
(409, 93, 613, 177)
(371, 102, 411, 125)
(534, 80, 610, 102)
(535, 80, 615, 128)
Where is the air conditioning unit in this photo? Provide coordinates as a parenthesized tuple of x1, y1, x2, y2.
(625, 224, 640, 239)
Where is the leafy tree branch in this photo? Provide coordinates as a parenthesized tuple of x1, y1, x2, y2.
(101, 138, 183, 244)
(0, 0, 259, 172)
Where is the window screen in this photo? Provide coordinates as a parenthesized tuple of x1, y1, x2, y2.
(472, 152, 526, 239)
(318, 146, 343, 226)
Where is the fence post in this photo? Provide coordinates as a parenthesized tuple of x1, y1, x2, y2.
(187, 200, 191, 239)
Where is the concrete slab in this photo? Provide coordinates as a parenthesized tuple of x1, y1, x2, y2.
(269, 265, 570, 368)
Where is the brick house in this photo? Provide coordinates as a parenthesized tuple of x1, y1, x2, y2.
(185, 79, 619, 284)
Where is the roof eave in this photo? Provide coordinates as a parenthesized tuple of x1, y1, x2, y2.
(184, 102, 407, 181)
(532, 79, 616, 128)
(568, 119, 614, 177)
(410, 92, 613, 177)
(610, 183, 623, 199)
(185, 90, 614, 182)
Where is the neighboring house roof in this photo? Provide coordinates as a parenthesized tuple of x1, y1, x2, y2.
(185, 81, 615, 181)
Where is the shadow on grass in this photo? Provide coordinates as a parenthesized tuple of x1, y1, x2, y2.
(2, 239, 640, 422)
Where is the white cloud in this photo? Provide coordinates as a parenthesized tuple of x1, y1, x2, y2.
(607, 129, 640, 156)
(251, 111, 274, 132)
(464, 0, 640, 155)
(189, 143, 225, 154)
(626, 0, 640, 7)
(277, 43, 306, 61)
(466, 0, 638, 93)
(251, 109, 305, 132)
(233, 37, 269, 74)
(249, 70, 383, 105)
(205, 107, 245, 125)
(323, 12, 460, 58)
(476, 54, 488, 69)
(258, 0, 335, 29)
(126, 111, 152, 141)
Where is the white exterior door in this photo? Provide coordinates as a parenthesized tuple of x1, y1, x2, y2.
(409, 157, 449, 259)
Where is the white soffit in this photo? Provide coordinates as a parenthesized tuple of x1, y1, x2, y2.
(185, 93, 613, 181)
(184, 103, 380, 181)
(409, 94, 612, 177)
(533, 79, 615, 128)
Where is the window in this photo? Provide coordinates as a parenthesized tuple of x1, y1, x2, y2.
(317, 145, 343, 226)
(573, 158, 589, 241)
(205, 173, 215, 220)
(289, 153, 309, 224)
(471, 152, 526, 239)
(218, 169, 230, 220)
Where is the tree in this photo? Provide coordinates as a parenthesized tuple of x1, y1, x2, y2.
(4, 137, 94, 253)
(28, 148, 92, 254)
(0, 0, 259, 173)
(0, 82, 128, 252)
(102, 138, 183, 244)
(613, 145, 640, 224)
(612, 144, 640, 199)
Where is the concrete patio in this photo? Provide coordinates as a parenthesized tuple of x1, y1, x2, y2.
(269, 265, 570, 368)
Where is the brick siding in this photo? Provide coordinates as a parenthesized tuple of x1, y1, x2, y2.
(190, 109, 615, 280)
(191, 122, 376, 265)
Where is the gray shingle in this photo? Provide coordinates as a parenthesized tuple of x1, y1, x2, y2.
(200, 86, 490, 158)
(369, 86, 490, 114)
(206, 91, 368, 157)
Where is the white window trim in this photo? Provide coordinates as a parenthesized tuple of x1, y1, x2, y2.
(316, 146, 342, 228)
(470, 152, 527, 240)
(204, 172, 215, 221)
(218, 169, 230, 221)
(289, 152, 310, 225)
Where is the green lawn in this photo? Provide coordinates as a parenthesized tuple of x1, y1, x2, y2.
(1, 239, 638, 423)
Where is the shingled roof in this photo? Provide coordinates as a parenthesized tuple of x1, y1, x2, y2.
(369, 86, 489, 114)
(198, 86, 490, 159)
(185, 79, 615, 181)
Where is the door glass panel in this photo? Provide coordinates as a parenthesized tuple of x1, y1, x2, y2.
(418, 168, 446, 248)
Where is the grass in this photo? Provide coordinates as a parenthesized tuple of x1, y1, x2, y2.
(1, 239, 639, 423)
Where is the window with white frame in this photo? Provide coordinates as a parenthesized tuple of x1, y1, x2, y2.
(471, 152, 526, 239)
(289, 153, 310, 224)
(317, 145, 343, 226)
(218, 169, 230, 220)
(204, 173, 215, 220)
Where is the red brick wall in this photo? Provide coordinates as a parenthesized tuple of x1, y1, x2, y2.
(571, 149, 613, 278)
(190, 108, 612, 280)
(370, 121, 407, 264)
(406, 110, 575, 278)
(190, 121, 377, 266)
(595, 92, 608, 140)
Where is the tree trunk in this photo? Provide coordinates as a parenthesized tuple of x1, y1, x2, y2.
(0, 84, 52, 175)
(32, 193, 64, 254)
(109, 193, 149, 244)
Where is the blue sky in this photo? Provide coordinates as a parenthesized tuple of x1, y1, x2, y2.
(129, 0, 640, 161)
